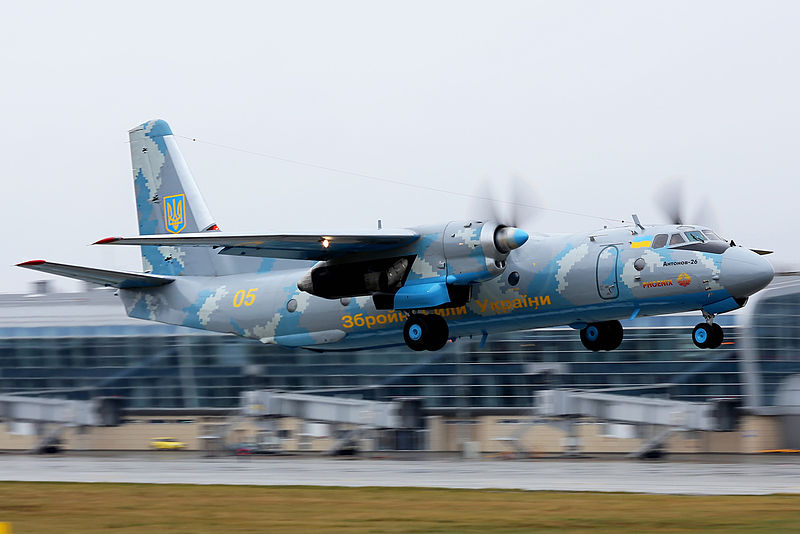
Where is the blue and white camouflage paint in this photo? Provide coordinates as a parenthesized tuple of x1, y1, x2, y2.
(19, 119, 775, 352)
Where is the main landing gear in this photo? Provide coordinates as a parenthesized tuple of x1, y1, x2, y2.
(579, 320, 623, 351)
(403, 313, 449, 351)
(692, 314, 724, 349)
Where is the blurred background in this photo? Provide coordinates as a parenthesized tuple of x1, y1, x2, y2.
(1, 1, 799, 458)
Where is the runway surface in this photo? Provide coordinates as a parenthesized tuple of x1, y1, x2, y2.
(2, 454, 799, 495)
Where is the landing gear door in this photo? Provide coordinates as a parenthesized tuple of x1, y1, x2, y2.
(596, 246, 619, 299)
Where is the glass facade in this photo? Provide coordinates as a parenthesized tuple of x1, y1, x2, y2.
(748, 290, 800, 407)
(0, 281, 798, 412)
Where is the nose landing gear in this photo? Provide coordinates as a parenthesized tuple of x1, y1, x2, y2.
(403, 313, 450, 351)
(692, 311, 724, 349)
(692, 322, 724, 349)
(579, 320, 624, 351)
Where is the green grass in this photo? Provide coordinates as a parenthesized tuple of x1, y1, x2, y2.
(0, 482, 798, 533)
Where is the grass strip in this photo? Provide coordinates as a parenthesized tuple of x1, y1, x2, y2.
(0, 482, 798, 533)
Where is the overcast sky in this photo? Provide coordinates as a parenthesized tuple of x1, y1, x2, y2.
(2, 1, 798, 293)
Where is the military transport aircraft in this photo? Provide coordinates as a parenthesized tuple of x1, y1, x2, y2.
(18, 119, 775, 352)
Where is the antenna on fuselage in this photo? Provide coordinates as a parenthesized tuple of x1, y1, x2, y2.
(632, 214, 645, 232)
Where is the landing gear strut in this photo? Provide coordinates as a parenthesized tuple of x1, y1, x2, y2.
(579, 320, 623, 351)
(403, 314, 449, 351)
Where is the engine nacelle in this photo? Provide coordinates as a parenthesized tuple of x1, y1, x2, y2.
(442, 221, 529, 285)
(297, 257, 411, 299)
(296, 221, 528, 308)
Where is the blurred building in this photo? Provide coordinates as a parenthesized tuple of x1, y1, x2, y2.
(1, 277, 799, 450)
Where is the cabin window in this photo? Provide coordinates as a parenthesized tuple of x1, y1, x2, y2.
(669, 233, 685, 245)
(685, 231, 706, 242)
(651, 234, 668, 248)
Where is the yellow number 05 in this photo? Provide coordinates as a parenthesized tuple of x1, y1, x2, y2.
(233, 288, 258, 308)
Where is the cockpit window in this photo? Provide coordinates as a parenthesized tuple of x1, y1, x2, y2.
(685, 231, 705, 242)
(669, 233, 685, 245)
(703, 230, 723, 241)
(652, 234, 668, 249)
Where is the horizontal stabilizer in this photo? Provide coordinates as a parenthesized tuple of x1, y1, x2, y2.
(16, 260, 175, 289)
(94, 230, 419, 260)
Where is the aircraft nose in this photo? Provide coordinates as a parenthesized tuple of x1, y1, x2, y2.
(720, 246, 774, 298)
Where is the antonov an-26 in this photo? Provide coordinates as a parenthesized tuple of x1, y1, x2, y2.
(19, 120, 774, 352)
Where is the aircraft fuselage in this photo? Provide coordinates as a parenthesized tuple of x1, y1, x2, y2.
(119, 223, 772, 350)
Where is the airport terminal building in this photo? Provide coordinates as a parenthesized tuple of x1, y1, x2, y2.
(1, 276, 799, 453)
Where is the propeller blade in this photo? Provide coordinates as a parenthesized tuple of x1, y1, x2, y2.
(469, 175, 541, 230)
(468, 173, 543, 257)
(508, 174, 540, 228)
(468, 179, 500, 223)
(691, 195, 720, 230)
(655, 177, 684, 225)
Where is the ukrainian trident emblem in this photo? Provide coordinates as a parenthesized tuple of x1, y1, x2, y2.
(164, 194, 186, 234)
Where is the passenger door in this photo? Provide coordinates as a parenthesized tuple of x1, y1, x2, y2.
(596, 246, 619, 299)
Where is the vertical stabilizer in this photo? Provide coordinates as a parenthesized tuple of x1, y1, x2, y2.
(130, 119, 220, 275)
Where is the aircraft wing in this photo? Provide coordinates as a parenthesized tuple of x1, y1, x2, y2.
(94, 230, 420, 261)
(16, 260, 175, 289)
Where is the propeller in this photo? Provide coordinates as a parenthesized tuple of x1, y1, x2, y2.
(655, 177, 685, 225)
(654, 177, 771, 255)
(469, 174, 541, 229)
(654, 177, 720, 229)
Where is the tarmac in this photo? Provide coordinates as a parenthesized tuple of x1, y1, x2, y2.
(2, 454, 800, 495)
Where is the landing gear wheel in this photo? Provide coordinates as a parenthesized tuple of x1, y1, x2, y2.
(580, 321, 624, 351)
(580, 324, 604, 351)
(423, 314, 449, 351)
(602, 320, 624, 351)
(692, 323, 713, 349)
(709, 323, 724, 349)
(403, 315, 428, 352)
(403, 314, 451, 351)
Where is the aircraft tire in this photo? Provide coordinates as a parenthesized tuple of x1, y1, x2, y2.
(403, 315, 429, 352)
(580, 321, 623, 351)
(580, 323, 604, 351)
(692, 323, 713, 349)
(709, 323, 724, 349)
(424, 314, 449, 351)
(601, 320, 624, 351)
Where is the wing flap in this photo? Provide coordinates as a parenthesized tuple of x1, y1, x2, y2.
(17, 260, 175, 289)
(94, 230, 419, 260)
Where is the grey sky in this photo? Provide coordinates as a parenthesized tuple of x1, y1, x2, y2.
(2, 1, 798, 293)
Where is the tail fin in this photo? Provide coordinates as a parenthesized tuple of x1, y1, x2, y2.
(129, 119, 221, 275)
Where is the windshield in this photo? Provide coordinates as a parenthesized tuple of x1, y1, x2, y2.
(703, 230, 723, 241)
(685, 231, 706, 242)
